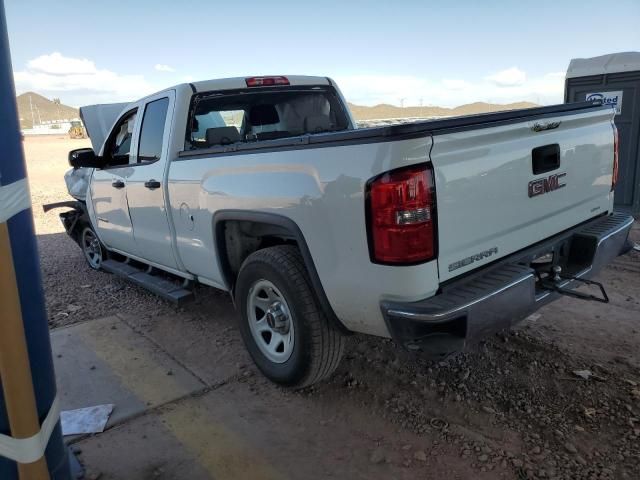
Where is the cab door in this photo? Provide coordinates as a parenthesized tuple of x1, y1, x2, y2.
(125, 91, 179, 270)
(89, 108, 138, 252)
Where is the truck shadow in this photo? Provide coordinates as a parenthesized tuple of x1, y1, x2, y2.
(37, 231, 235, 330)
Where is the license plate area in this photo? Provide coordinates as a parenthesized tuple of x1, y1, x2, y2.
(531, 251, 554, 265)
(526, 234, 603, 300)
(523, 235, 595, 295)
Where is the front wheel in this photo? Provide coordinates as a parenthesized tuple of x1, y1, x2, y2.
(80, 225, 105, 270)
(235, 245, 346, 388)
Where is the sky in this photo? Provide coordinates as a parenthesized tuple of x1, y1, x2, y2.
(5, 0, 640, 108)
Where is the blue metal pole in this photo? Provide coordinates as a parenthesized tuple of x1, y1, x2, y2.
(0, 1, 70, 478)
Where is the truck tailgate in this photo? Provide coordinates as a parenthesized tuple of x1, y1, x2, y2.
(431, 107, 616, 282)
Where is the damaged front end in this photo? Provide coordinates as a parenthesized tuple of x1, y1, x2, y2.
(43, 166, 94, 246)
(42, 200, 88, 246)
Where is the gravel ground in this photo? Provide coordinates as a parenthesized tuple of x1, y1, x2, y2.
(26, 135, 640, 479)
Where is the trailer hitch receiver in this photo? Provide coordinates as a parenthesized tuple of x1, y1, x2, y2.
(537, 265, 609, 304)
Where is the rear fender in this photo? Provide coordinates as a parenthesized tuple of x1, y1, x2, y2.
(213, 210, 351, 334)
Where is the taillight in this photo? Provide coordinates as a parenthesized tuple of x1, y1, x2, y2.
(245, 76, 290, 87)
(612, 122, 619, 192)
(367, 164, 437, 264)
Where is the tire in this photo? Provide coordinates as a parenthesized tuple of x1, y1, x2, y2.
(80, 225, 106, 270)
(235, 245, 346, 388)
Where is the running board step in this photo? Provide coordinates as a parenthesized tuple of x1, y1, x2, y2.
(101, 259, 194, 305)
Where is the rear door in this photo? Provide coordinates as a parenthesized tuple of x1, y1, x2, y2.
(90, 108, 138, 251)
(125, 91, 179, 269)
(431, 108, 615, 282)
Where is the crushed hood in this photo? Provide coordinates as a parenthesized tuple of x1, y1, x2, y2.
(79, 103, 130, 154)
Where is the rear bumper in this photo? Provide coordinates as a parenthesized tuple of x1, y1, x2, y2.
(381, 212, 634, 355)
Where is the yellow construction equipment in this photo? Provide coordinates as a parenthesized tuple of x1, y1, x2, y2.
(68, 120, 86, 139)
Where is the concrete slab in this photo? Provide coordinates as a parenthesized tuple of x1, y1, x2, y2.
(52, 316, 205, 428)
(74, 383, 380, 480)
(76, 379, 497, 480)
(73, 413, 212, 480)
(118, 309, 252, 386)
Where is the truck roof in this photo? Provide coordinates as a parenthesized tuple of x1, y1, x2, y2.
(130, 75, 334, 105)
(190, 75, 331, 93)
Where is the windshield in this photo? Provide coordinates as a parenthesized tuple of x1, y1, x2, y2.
(186, 86, 350, 150)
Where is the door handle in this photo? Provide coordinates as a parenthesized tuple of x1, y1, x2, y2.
(144, 179, 161, 190)
(111, 180, 125, 189)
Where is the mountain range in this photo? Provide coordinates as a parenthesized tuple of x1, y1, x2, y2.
(348, 101, 539, 120)
(16, 92, 79, 129)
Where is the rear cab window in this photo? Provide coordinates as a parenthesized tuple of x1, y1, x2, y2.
(185, 86, 350, 150)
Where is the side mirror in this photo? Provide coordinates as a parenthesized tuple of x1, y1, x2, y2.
(68, 148, 104, 169)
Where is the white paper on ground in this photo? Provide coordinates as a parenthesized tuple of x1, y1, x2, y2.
(61, 404, 114, 436)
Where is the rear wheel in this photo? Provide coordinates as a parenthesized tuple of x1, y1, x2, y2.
(81, 226, 105, 270)
(235, 245, 346, 388)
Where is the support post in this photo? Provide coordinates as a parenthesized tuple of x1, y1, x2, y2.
(0, 1, 70, 478)
(0, 225, 51, 479)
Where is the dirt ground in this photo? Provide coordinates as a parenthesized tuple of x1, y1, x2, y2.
(24, 135, 640, 479)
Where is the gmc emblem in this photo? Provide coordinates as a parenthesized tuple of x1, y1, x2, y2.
(528, 173, 566, 198)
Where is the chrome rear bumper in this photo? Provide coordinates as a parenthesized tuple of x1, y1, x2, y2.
(381, 212, 634, 355)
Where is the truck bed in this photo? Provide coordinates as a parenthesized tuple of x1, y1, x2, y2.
(178, 102, 601, 159)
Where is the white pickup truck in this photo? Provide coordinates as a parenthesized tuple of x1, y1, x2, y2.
(47, 75, 634, 388)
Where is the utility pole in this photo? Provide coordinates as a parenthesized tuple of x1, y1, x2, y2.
(0, 2, 71, 479)
(53, 98, 61, 121)
(29, 94, 34, 128)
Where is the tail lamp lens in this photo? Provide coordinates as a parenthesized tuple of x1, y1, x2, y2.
(612, 122, 619, 192)
(368, 164, 436, 264)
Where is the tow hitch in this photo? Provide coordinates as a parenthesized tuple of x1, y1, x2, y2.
(536, 265, 609, 304)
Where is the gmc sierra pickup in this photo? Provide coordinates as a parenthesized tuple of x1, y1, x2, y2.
(47, 75, 634, 388)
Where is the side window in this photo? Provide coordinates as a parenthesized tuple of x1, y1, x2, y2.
(137, 97, 169, 163)
(105, 110, 137, 167)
